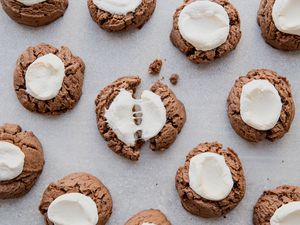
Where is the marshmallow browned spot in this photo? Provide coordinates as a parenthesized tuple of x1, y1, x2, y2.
(124, 209, 171, 225)
(175, 142, 246, 218)
(0, 0, 68, 27)
(227, 69, 295, 142)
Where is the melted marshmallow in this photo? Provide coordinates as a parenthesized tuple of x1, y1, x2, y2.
(92, 0, 142, 15)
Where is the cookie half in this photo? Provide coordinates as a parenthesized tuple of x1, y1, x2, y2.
(0, 123, 44, 199)
(14, 43, 85, 115)
(176, 142, 246, 218)
(0, 0, 68, 27)
(95, 76, 186, 160)
(170, 0, 241, 63)
(39, 172, 113, 225)
(258, 0, 300, 51)
(87, 0, 156, 32)
(227, 69, 295, 142)
(253, 185, 300, 224)
(125, 209, 171, 225)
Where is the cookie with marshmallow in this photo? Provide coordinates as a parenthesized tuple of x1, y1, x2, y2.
(170, 0, 241, 63)
(0, 0, 68, 27)
(95, 76, 186, 161)
(87, 0, 156, 32)
(227, 69, 295, 142)
(176, 142, 246, 218)
(124, 209, 171, 225)
(0, 123, 44, 199)
(14, 43, 85, 115)
(253, 185, 300, 225)
(258, 0, 300, 51)
(39, 172, 113, 225)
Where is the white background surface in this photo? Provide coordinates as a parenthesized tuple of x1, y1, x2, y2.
(0, 0, 300, 224)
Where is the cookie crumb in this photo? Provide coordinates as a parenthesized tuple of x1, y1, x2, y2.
(169, 74, 179, 85)
(148, 59, 163, 75)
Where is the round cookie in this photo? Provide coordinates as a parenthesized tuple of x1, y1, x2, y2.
(253, 185, 300, 225)
(39, 172, 113, 225)
(0, 123, 44, 199)
(175, 142, 246, 218)
(87, 0, 156, 32)
(125, 209, 172, 225)
(227, 69, 295, 142)
(95, 76, 186, 161)
(0, 0, 68, 27)
(170, 0, 241, 64)
(257, 0, 300, 51)
(14, 43, 85, 115)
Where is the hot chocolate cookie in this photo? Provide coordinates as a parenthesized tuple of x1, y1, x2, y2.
(125, 209, 171, 225)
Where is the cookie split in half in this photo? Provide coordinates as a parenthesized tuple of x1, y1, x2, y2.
(0, 0, 68, 27)
(125, 209, 171, 225)
(87, 0, 156, 32)
(0, 123, 44, 199)
(253, 185, 300, 225)
(175, 142, 246, 218)
(258, 0, 300, 51)
(227, 69, 295, 142)
(95, 76, 186, 161)
(39, 172, 113, 225)
(170, 0, 241, 63)
(14, 43, 85, 115)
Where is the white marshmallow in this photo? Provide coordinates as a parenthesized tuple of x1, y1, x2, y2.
(0, 141, 25, 181)
(240, 80, 282, 131)
(92, 0, 142, 15)
(271, 201, 300, 225)
(104, 89, 166, 146)
(178, 0, 230, 51)
(25, 53, 65, 101)
(16, 0, 46, 6)
(188, 152, 233, 201)
(272, 0, 300, 36)
(47, 193, 98, 225)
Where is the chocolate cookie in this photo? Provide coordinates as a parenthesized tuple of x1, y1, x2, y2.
(0, 123, 44, 199)
(257, 0, 300, 51)
(87, 0, 156, 32)
(175, 142, 246, 218)
(253, 185, 300, 225)
(0, 0, 68, 27)
(14, 43, 85, 115)
(170, 0, 241, 64)
(125, 209, 172, 225)
(95, 76, 186, 161)
(227, 69, 295, 142)
(39, 172, 113, 225)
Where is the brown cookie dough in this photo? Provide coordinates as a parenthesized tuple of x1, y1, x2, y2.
(170, 0, 241, 64)
(148, 59, 163, 75)
(0, 0, 68, 27)
(87, 0, 156, 32)
(95, 76, 186, 161)
(253, 185, 300, 225)
(0, 123, 44, 199)
(125, 209, 172, 225)
(176, 142, 246, 218)
(14, 43, 85, 115)
(257, 0, 300, 51)
(39, 172, 113, 225)
(227, 69, 295, 142)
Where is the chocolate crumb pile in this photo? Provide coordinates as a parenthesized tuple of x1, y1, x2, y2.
(148, 59, 163, 75)
(170, 74, 179, 85)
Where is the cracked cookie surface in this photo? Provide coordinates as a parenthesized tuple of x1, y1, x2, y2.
(227, 69, 295, 142)
(257, 0, 300, 51)
(95, 76, 186, 161)
(0, 0, 68, 26)
(14, 43, 85, 115)
(170, 0, 241, 64)
(125, 209, 172, 225)
(253, 185, 300, 225)
(87, 0, 156, 32)
(39, 172, 113, 225)
(175, 142, 246, 218)
(0, 123, 44, 199)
